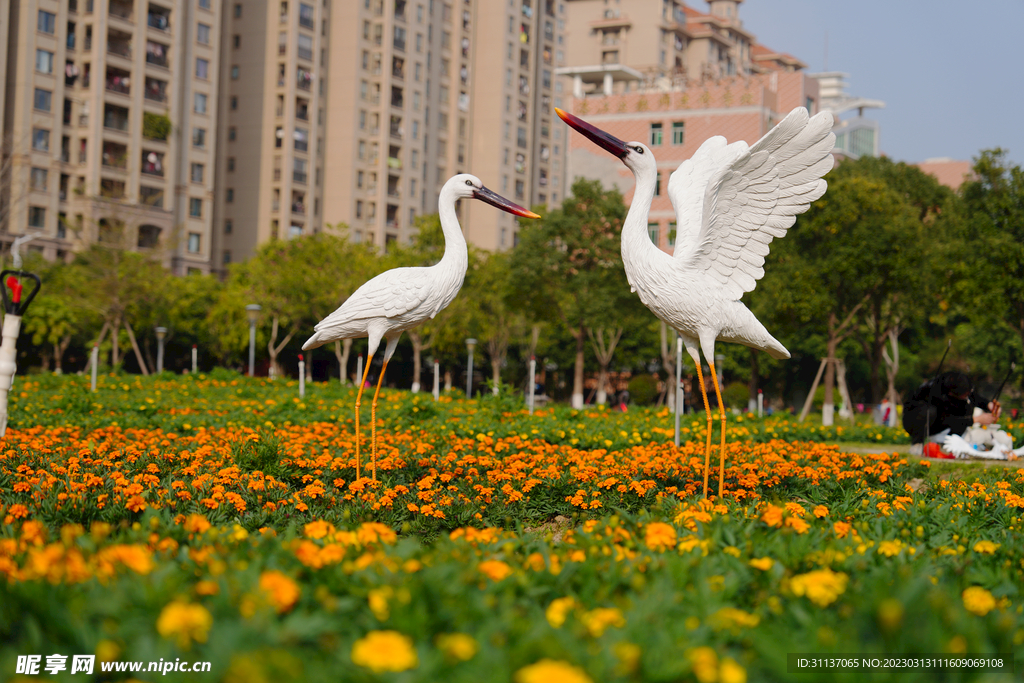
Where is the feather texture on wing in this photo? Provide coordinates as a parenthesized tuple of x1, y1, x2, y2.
(669, 108, 835, 300)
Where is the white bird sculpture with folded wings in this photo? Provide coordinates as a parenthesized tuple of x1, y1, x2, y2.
(557, 107, 835, 498)
(303, 173, 539, 480)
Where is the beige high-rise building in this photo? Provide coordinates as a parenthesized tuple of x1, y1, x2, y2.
(211, 0, 329, 272)
(1, 0, 223, 273)
(323, 0, 568, 252)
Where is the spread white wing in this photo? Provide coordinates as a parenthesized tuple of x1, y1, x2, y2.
(670, 108, 835, 300)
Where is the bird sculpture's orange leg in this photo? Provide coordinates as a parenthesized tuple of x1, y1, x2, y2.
(694, 364, 714, 499)
(353, 355, 374, 480)
(369, 359, 390, 481)
(708, 362, 727, 499)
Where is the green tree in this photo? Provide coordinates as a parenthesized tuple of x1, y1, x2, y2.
(510, 178, 645, 408)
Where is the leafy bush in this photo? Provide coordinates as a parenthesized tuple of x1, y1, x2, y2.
(627, 374, 658, 405)
(143, 112, 172, 140)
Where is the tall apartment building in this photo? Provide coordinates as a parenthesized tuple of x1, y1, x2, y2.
(558, 0, 823, 252)
(1, 0, 222, 273)
(323, 0, 568, 252)
(211, 0, 329, 272)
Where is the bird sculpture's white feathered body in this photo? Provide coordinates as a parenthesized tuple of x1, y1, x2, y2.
(557, 106, 835, 497)
(303, 173, 539, 479)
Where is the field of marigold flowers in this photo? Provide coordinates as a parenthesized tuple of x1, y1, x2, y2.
(1, 373, 1023, 682)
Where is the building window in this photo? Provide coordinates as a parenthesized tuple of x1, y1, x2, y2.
(33, 88, 52, 112)
(228, 157, 235, 172)
(226, 188, 234, 202)
(655, 172, 661, 196)
(223, 250, 232, 265)
(648, 222, 659, 245)
(231, 65, 240, 79)
(191, 163, 204, 183)
(189, 198, 202, 217)
(225, 219, 233, 234)
(187, 232, 201, 252)
(650, 122, 663, 146)
(32, 128, 50, 152)
(36, 49, 54, 74)
(228, 126, 237, 141)
(672, 121, 684, 145)
(197, 23, 211, 44)
(193, 127, 206, 147)
(233, 34, 241, 48)
(30, 168, 48, 191)
(355, 200, 363, 218)
(196, 58, 209, 79)
(194, 92, 208, 113)
(668, 221, 676, 247)
(38, 10, 56, 34)
(199, 0, 211, 9)
(299, 2, 314, 28)
(234, 3, 242, 17)
(28, 207, 46, 229)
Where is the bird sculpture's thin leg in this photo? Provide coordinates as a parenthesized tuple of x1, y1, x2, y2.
(369, 359, 390, 481)
(708, 363, 727, 499)
(353, 355, 374, 480)
(694, 364, 714, 499)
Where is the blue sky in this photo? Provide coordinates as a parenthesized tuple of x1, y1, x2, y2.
(739, 0, 1024, 167)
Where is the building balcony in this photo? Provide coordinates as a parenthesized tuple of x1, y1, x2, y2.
(291, 202, 306, 215)
(293, 171, 307, 184)
(144, 77, 168, 102)
(145, 41, 169, 68)
(147, 9, 170, 31)
(107, 40, 132, 59)
(109, 0, 133, 22)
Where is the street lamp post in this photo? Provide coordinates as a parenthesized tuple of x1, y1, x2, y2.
(465, 338, 477, 398)
(155, 327, 167, 374)
(246, 304, 261, 377)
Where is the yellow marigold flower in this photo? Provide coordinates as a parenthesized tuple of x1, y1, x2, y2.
(614, 642, 641, 674)
(711, 607, 760, 630)
(436, 633, 478, 662)
(546, 597, 577, 628)
(259, 570, 301, 613)
(156, 602, 212, 648)
(515, 659, 593, 683)
(687, 647, 718, 683)
(479, 559, 514, 582)
(973, 540, 1000, 554)
(644, 522, 677, 551)
(877, 540, 902, 557)
(183, 514, 211, 535)
(720, 657, 747, 683)
(813, 505, 829, 518)
(761, 505, 784, 527)
(962, 586, 997, 616)
(352, 631, 418, 672)
(749, 557, 773, 571)
(195, 580, 219, 596)
(790, 568, 849, 607)
(580, 607, 625, 637)
(368, 587, 393, 620)
(722, 545, 741, 557)
(95, 639, 120, 663)
(357, 522, 398, 546)
(304, 520, 335, 539)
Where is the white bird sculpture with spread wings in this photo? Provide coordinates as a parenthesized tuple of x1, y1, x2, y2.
(303, 174, 539, 480)
(556, 107, 835, 498)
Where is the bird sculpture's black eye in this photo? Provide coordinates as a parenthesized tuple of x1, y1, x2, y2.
(465, 179, 473, 186)
(634, 146, 644, 154)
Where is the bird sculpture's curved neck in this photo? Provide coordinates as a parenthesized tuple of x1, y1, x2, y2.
(621, 163, 663, 264)
(437, 186, 470, 270)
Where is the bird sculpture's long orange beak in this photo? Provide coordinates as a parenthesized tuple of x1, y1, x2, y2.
(555, 107, 630, 159)
(473, 186, 541, 219)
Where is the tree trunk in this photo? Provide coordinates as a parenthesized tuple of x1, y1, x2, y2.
(486, 330, 510, 396)
(444, 370, 452, 391)
(572, 325, 586, 409)
(409, 331, 426, 393)
(881, 327, 901, 426)
(491, 357, 501, 394)
(747, 348, 759, 413)
(823, 322, 837, 426)
(267, 316, 297, 379)
(124, 319, 149, 376)
(589, 327, 623, 405)
(111, 315, 121, 368)
(333, 339, 352, 384)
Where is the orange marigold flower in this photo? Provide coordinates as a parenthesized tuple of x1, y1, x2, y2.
(351, 631, 418, 673)
(761, 505, 784, 527)
(183, 514, 211, 535)
(259, 570, 301, 613)
(479, 559, 514, 582)
(813, 505, 829, 518)
(156, 601, 212, 649)
(644, 522, 677, 552)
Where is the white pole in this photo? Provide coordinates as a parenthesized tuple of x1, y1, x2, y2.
(528, 356, 536, 414)
(675, 336, 682, 447)
(0, 314, 22, 437)
(90, 345, 99, 392)
(757, 389, 763, 418)
(356, 355, 363, 389)
(192, 345, 197, 374)
(298, 355, 305, 398)
(432, 360, 440, 400)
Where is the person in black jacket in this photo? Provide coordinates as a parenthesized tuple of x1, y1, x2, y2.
(902, 371, 1001, 452)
